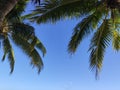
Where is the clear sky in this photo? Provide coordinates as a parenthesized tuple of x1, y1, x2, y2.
(0, 2, 120, 90)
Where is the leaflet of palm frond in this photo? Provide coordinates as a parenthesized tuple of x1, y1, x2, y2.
(6, 0, 29, 22)
(27, 0, 98, 23)
(21, 0, 59, 20)
(32, 0, 41, 5)
(89, 20, 112, 77)
(35, 37, 46, 56)
(111, 9, 120, 23)
(2, 37, 11, 61)
(36, 40, 46, 57)
(26, 35, 46, 57)
(112, 29, 120, 50)
(12, 34, 43, 73)
(8, 48, 15, 73)
(30, 49, 43, 73)
(12, 23, 35, 40)
(68, 6, 106, 54)
(30, 36, 37, 47)
(2, 37, 15, 73)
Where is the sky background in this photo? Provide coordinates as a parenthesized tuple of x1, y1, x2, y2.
(0, 2, 120, 90)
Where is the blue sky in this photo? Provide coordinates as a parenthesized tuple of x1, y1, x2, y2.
(0, 2, 120, 90)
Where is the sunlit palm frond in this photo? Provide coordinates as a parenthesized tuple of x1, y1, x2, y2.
(89, 20, 112, 77)
(110, 10, 120, 51)
(68, 15, 95, 53)
(35, 38, 46, 56)
(112, 29, 120, 51)
(68, 4, 106, 54)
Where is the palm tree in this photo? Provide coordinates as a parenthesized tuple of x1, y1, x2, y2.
(0, 0, 41, 29)
(1, 0, 46, 73)
(25, 0, 120, 76)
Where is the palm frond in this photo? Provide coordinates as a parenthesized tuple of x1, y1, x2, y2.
(112, 29, 120, 51)
(68, 15, 94, 53)
(109, 10, 120, 51)
(12, 23, 35, 40)
(12, 22, 46, 56)
(89, 20, 112, 77)
(11, 27, 44, 73)
(6, 0, 29, 22)
(68, 4, 106, 54)
(2, 37, 15, 73)
(35, 37, 46, 56)
(30, 49, 43, 73)
(24, 0, 99, 23)
(8, 48, 15, 73)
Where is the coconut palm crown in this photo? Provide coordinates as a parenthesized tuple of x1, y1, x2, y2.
(1, 0, 46, 73)
(25, 0, 120, 77)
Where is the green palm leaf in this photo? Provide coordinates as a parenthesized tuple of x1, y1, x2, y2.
(30, 49, 43, 73)
(36, 38, 46, 56)
(12, 33, 43, 73)
(112, 30, 120, 51)
(6, 0, 29, 22)
(68, 4, 107, 53)
(68, 15, 95, 53)
(89, 20, 112, 77)
(2, 37, 15, 73)
(12, 23, 35, 40)
(24, 0, 99, 23)
(30, 36, 46, 56)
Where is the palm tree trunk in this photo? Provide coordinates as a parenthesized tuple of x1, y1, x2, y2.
(0, 0, 20, 29)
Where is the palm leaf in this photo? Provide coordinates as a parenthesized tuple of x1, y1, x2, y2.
(12, 33, 43, 73)
(2, 37, 15, 73)
(68, 4, 107, 54)
(30, 49, 43, 73)
(8, 48, 15, 73)
(12, 23, 35, 40)
(109, 10, 120, 50)
(35, 37, 46, 56)
(24, 0, 99, 23)
(68, 15, 95, 53)
(6, 0, 29, 22)
(89, 20, 112, 77)
(112, 29, 120, 51)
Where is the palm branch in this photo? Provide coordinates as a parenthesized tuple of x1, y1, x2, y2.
(2, 36, 15, 73)
(24, 0, 99, 23)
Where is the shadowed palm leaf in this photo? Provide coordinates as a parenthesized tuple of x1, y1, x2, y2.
(2, 36, 15, 73)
